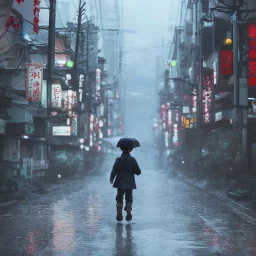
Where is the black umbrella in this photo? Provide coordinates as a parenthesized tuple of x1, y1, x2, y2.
(116, 138, 140, 148)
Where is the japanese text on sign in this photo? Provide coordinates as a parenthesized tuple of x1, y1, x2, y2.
(79, 74, 84, 102)
(33, 0, 40, 34)
(51, 84, 62, 108)
(26, 64, 43, 101)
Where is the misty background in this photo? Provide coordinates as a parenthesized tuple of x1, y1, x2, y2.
(122, 0, 179, 145)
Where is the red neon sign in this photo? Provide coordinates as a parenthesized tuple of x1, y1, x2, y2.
(248, 24, 256, 86)
(219, 50, 233, 75)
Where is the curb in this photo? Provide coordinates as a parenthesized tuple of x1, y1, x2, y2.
(181, 177, 256, 225)
(0, 200, 18, 209)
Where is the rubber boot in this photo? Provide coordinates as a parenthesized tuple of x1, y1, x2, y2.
(116, 203, 123, 221)
(125, 203, 132, 221)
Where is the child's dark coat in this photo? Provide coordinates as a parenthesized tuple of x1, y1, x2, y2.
(110, 152, 141, 189)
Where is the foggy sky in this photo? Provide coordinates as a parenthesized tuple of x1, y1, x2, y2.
(122, 0, 179, 143)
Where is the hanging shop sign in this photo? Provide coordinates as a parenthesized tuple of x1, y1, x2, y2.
(89, 114, 94, 146)
(72, 91, 77, 108)
(95, 69, 101, 103)
(167, 109, 172, 129)
(41, 80, 47, 108)
(115, 88, 119, 99)
(192, 89, 197, 113)
(202, 71, 212, 123)
(219, 50, 233, 75)
(161, 105, 166, 130)
(248, 24, 256, 86)
(51, 84, 62, 108)
(26, 64, 43, 102)
(62, 90, 73, 110)
(33, 0, 40, 34)
(213, 60, 218, 85)
(52, 126, 71, 136)
(71, 113, 78, 136)
(173, 124, 179, 147)
(165, 131, 169, 149)
(78, 74, 85, 102)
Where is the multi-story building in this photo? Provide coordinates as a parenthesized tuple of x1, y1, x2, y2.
(164, 0, 256, 175)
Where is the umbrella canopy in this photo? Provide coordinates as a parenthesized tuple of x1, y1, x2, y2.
(101, 136, 123, 148)
(116, 138, 140, 148)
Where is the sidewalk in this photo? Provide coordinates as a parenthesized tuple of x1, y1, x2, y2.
(0, 177, 84, 210)
(174, 172, 256, 224)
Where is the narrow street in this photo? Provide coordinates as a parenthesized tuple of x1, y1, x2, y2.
(0, 149, 256, 256)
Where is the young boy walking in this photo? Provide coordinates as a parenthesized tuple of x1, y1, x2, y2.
(110, 147, 142, 221)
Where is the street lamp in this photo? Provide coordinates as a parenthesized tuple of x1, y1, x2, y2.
(223, 31, 232, 45)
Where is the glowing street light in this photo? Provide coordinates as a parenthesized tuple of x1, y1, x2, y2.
(223, 31, 232, 45)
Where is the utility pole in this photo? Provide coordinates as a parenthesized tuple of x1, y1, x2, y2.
(74, 0, 86, 138)
(47, 0, 56, 180)
(197, 16, 203, 170)
(232, 12, 239, 125)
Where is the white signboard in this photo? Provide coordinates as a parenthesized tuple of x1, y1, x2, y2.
(215, 111, 222, 121)
(26, 64, 43, 101)
(41, 80, 47, 108)
(51, 84, 62, 108)
(52, 126, 71, 136)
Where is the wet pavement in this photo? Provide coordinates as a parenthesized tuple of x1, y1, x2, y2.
(0, 149, 256, 256)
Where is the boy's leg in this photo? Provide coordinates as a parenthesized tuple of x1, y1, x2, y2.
(125, 189, 133, 221)
(116, 189, 125, 221)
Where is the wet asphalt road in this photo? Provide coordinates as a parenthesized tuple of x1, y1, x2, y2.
(0, 149, 256, 256)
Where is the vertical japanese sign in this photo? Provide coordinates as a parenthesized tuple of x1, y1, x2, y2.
(51, 84, 62, 108)
(26, 64, 43, 101)
(72, 91, 77, 108)
(172, 110, 179, 147)
(191, 89, 197, 113)
(63, 90, 73, 110)
(173, 124, 178, 147)
(89, 114, 94, 146)
(248, 24, 256, 86)
(202, 72, 212, 123)
(160, 104, 166, 130)
(95, 69, 101, 103)
(33, 0, 40, 34)
(219, 50, 233, 75)
(78, 74, 84, 102)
